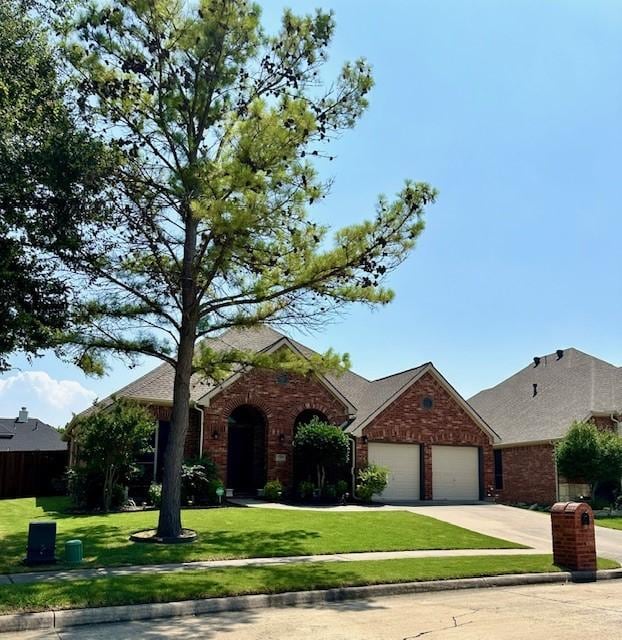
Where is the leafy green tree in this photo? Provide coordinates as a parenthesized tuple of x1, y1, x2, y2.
(0, 0, 115, 370)
(293, 417, 350, 490)
(59, 0, 436, 538)
(555, 420, 622, 497)
(69, 398, 155, 511)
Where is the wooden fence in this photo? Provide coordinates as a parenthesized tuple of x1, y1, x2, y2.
(0, 450, 68, 498)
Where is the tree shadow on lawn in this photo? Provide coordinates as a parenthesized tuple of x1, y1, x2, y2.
(1, 523, 323, 573)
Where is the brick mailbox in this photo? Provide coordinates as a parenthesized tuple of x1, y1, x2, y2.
(550, 501, 596, 571)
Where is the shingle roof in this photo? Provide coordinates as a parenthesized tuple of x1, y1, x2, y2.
(0, 418, 67, 452)
(469, 348, 622, 445)
(78, 326, 447, 432)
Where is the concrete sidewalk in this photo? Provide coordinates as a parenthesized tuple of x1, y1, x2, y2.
(0, 547, 542, 586)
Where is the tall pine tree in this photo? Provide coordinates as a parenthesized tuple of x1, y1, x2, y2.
(61, 0, 436, 538)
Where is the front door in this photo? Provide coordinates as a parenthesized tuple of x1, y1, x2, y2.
(227, 424, 255, 489)
(226, 405, 267, 492)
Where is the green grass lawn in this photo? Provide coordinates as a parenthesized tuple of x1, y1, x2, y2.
(0, 555, 617, 615)
(595, 517, 622, 530)
(0, 497, 524, 573)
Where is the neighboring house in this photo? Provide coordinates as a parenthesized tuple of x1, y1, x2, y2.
(72, 326, 498, 502)
(469, 348, 622, 505)
(0, 408, 68, 498)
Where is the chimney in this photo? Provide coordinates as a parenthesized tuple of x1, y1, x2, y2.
(17, 407, 28, 423)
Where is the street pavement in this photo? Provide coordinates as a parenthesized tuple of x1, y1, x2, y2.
(5, 579, 622, 639)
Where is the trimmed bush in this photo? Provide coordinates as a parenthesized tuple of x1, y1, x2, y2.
(263, 480, 283, 501)
(357, 464, 389, 502)
(293, 417, 350, 490)
(336, 479, 349, 498)
(298, 480, 315, 501)
(181, 455, 221, 505)
(148, 482, 162, 507)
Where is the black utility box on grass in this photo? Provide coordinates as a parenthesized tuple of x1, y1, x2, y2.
(24, 521, 57, 566)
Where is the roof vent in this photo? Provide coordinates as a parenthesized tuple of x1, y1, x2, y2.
(17, 407, 28, 423)
(532, 383, 538, 397)
(556, 349, 564, 360)
(533, 357, 541, 367)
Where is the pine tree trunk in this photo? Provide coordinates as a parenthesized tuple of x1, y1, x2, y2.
(156, 325, 195, 538)
(156, 204, 198, 539)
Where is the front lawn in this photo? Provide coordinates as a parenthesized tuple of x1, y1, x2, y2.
(595, 517, 622, 530)
(0, 554, 617, 614)
(0, 497, 524, 572)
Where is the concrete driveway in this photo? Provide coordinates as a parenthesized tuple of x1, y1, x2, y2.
(9, 581, 622, 639)
(406, 503, 622, 561)
(233, 499, 622, 561)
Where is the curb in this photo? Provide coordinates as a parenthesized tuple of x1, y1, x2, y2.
(2, 569, 622, 634)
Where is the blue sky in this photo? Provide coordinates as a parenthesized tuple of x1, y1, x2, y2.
(3, 0, 622, 427)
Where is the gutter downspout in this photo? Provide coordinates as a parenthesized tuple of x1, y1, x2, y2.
(341, 417, 357, 498)
(552, 439, 559, 502)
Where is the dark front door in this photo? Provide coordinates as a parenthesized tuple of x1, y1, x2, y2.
(227, 424, 255, 489)
(227, 405, 266, 491)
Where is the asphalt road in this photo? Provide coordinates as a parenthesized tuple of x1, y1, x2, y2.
(7, 580, 622, 639)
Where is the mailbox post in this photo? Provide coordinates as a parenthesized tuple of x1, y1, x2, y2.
(550, 501, 596, 572)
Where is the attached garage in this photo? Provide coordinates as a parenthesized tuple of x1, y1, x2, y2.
(431, 445, 480, 500)
(368, 442, 420, 501)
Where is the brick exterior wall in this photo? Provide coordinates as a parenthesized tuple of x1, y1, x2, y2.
(495, 443, 557, 505)
(201, 368, 349, 489)
(356, 371, 494, 500)
(589, 415, 616, 432)
(148, 404, 201, 459)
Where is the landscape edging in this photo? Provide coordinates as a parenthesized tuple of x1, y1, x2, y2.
(1, 568, 622, 633)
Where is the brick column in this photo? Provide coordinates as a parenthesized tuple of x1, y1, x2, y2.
(550, 501, 596, 571)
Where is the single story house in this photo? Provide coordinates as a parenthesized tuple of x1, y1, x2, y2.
(74, 326, 499, 502)
(0, 407, 67, 453)
(0, 407, 68, 498)
(469, 348, 622, 504)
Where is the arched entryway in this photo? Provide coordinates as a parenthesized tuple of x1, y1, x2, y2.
(227, 405, 267, 491)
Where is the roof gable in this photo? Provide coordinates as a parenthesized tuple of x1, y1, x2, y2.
(197, 335, 357, 415)
(347, 364, 498, 441)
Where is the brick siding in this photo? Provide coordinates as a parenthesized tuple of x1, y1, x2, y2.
(356, 371, 494, 500)
(148, 404, 201, 459)
(495, 443, 557, 504)
(201, 368, 349, 489)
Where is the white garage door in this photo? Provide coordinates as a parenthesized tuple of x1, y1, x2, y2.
(432, 445, 480, 500)
(368, 443, 420, 501)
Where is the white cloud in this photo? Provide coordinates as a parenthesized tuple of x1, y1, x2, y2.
(0, 371, 97, 422)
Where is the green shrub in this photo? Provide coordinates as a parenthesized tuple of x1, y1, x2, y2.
(556, 420, 622, 500)
(181, 455, 221, 505)
(298, 480, 315, 501)
(293, 418, 350, 490)
(336, 479, 349, 498)
(149, 482, 162, 507)
(356, 464, 390, 502)
(67, 398, 155, 511)
(263, 480, 283, 501)
(323, 483, 337, 500)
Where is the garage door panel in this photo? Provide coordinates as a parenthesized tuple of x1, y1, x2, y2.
(368, 443, 420, 501)
(432, 445, 479, 500)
